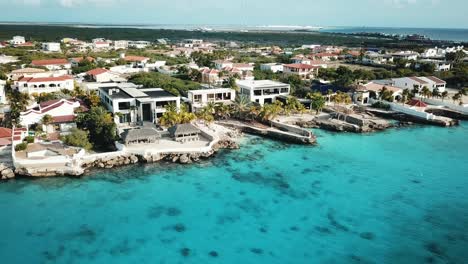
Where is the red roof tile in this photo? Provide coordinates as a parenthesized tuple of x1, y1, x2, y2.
(25, 75, 73, 83)
(52, 115, 75, 123)
(87, 68, 109, 76)
(424, 76, 446, 84)
(31, 59, 69, 66)
(0, 127, 12, 138)
(284, 64, 319, 69)
(124, 56, 149, 62)
(408, 99, 428, 107)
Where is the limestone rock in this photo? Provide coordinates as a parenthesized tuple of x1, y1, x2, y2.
(179, 154, 190, 164)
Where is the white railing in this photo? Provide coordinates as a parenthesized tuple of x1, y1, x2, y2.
(369, 98, 435, 120)
(420, 97, 468, 114)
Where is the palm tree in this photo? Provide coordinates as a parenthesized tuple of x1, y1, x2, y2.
(412, 85, 420, 97)
(260, 101, 283, 125)
(214, 103, 232, 120)
(41, 114, 54, 126)
(402, 89, 411, 104)
(421, 86, 431, 99)
(307, 92, 326, 114)
(431, 87, 440, 99)
(441, 91, 449, 102)
(233, 94, 251, 119)
(452, 93, 461, 104)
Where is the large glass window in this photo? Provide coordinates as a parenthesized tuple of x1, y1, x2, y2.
(118, 102, 131, 110)
(193, 94, 202, 102)
(119, 113, 130, 123)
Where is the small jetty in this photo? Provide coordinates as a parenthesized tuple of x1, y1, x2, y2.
(217, 119, 316, 145)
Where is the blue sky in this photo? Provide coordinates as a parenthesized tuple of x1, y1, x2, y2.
(0, 0, 467, 28)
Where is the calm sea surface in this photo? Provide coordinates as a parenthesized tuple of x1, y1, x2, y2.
(1, 122, 467, 264)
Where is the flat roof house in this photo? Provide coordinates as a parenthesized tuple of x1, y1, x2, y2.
(99, 86, 180, 125)
(187, 87, 236, 112)
(260, 63, 284, 73)
(236, 80, 290, 105)
(42, 42, 61, 52)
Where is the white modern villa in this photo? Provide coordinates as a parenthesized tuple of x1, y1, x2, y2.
(236, 80, 290, 105)
(99, 86, 180, 125)
(187, 87, 236, 111)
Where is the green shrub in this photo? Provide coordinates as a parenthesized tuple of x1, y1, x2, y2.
(24, 136, 35, 143)
(371, 101, 391, 110)
(63, 128, 93, 150)
(15, 143, 28, 151)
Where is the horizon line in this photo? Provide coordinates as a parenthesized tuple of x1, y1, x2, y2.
(0, 21, 467, 30)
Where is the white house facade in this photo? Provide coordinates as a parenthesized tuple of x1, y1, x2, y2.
(260, 63, 284, 73)
(15, 75, 74, 94)
(187, 88, 236, 111)
(42, 42, 61, 52)
(99, 86, 181, 125)
(237, 80, 290, 105)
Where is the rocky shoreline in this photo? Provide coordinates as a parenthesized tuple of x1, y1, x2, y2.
(79, 139, 240, 174)
(3, 129, 241, 180)
(0, 163, 15, 180)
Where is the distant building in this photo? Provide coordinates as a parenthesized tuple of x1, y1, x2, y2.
(200, 68, 221, 85)
(390, 51, 419, 61)
(69, 56, 95, 67)
(283, 64, 319, 80)
(311, 52, 338, 61)
(99, 86, 180, 125)
(260, 63, 283, 73)
(0, 80, 6, 105)
(236, 80, 290, 105)
(31, 59, 71, 71)
(113, 40, 129, 50)
(86, 68, 119, 83)
(10, 36, 25, 45)
(391, 76, 446, 92)
(416, 59, 451, 72)
(42, 42, 61, 52)
(214, 60, 234, 70)
(15, 75, 74, 94)
(93, 41, 110, 50)
(187, 87, 236, 112)
(128, 41, 151, 49)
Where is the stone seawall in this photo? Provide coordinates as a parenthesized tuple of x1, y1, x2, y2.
(218, 122, 316, 145)
(79, 139, 238, 175)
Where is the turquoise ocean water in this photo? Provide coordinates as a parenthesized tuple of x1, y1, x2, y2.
(1, 123, 467, 264)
